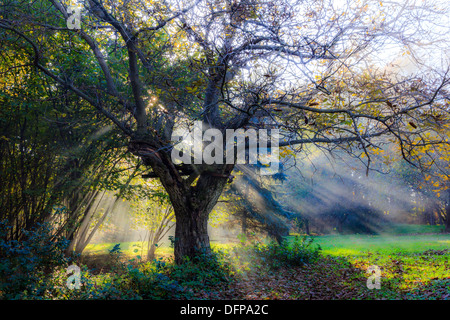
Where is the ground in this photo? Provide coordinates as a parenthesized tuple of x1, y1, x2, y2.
(83, 225, 450, 300)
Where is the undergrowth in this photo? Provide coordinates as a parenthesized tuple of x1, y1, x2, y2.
(4, 223, 446, 300)
(0, 221, 323, 300)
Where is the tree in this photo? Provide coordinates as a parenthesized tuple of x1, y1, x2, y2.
(1, 0, 448, 263)
(126, 178, 175, 260)
(130, 196, 175, 260)
(0, 41, 129, 241)
(402, 120, 450, 231)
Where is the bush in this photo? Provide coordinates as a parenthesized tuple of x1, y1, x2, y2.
(80, 248, 234, 300)
(124, 262, 186, 299)
(0, 220, 237, 300)
(0, 221, 70, 299)
(250, 236, 321, 269)
(167, 248, 234, 293)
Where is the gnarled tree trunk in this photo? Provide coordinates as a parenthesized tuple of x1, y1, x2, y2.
(168, 170, 231, 264)
(132, 137, 235, 264)
(173, 206, 211, 262)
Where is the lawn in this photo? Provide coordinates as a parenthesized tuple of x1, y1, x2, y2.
(303, 226, 450, 299)
(85, 241, 173, 257)
(84, 224, 448, 257)
(310, 234, 450, 256)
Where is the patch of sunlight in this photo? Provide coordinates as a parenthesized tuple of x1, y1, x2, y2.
(321, 248, 361, 256)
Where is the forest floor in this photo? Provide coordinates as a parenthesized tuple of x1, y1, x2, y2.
(212, 251, 450, 300)
(83, 226, 450, 300)
(188, 234, 450, 300)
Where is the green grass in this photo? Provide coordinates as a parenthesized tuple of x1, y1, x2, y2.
(382, 224, 445, 235)
(84, 241, 235, 258)
(310, 234, 450, 256)
(85, 224, 447, 258)
(299, 225, 450, 299)
(85, 241, 174, 257)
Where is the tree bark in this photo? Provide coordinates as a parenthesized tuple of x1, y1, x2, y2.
(147, 243, 157, 261)
(173, 206, 211, 263)
(166, 169, 232, 264)
(304, 219, 310, 236)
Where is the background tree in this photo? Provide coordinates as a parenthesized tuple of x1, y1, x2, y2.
(0, 45, 131, 241)
(127, 180, 175, 260)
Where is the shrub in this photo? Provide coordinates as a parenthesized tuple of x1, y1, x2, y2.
(0, 221, 237, 300)
(0, 221, 70, 299)
(167, 248, 234, 293)
(251, 235, 321, 269)
(124, 262, 186, 299)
